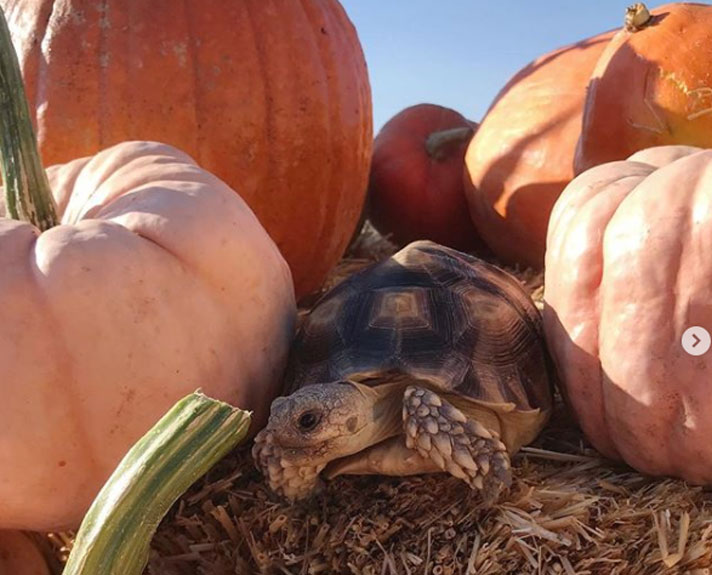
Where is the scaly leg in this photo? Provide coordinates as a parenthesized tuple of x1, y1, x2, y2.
(402, 386, 512, 503)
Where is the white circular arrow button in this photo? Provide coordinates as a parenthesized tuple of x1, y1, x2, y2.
(682, 326, 711, 356)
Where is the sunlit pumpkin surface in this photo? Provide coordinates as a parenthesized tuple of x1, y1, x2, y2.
(0, 142, 295, 531)
(2, 0, 373, 297)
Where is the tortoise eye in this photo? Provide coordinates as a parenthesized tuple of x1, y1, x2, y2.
(297, 411, 320, 431)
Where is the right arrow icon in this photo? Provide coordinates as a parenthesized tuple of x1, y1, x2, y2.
(682, 326, 711, 356)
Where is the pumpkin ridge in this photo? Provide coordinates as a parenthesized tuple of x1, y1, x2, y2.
(317, 0, 372, 262)
(330, 0, 373, 251)
(594, 178, 630, 454)
(183, 0, 203, 167)
(34, 0, 55, 130)
(112, 204, 261, 310)
(28, 230, 105, 501)
(545, 169, 648, 459)
(97, 0, 109, 147)
(597, 198, 618, 460)
(329, 0, 372, 164)
(297, 0, 336, 267)
(126, 2, 137, 138)
(658, 159, 701, 471)
(63, 148, 202, 223)
(242, 0, 275, 221)
(601, 170, 691, 469)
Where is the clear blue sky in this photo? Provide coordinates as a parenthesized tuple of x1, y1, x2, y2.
(340, 1, 687, 131)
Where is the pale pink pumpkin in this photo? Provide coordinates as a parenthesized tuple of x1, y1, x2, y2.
(544, 145, 712, 481)
(0, 141, 296, 531)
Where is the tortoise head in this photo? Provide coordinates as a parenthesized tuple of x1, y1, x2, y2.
(252, 380, 402, 500)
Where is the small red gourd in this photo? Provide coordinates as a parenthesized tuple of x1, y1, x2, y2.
(368, 104, 480, 250)
(576, 3, 712, 174)
(545, 145, 712, 481)
(464, 31, 613, 268)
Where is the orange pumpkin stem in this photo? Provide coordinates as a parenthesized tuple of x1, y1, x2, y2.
(425, 126, 475, 160)
(0, 7, 58, 230)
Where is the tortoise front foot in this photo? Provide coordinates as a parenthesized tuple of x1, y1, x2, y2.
(252, 429, 324, 500)
(402, 386, 511, 503)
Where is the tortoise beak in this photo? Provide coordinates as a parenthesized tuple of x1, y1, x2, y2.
(323, 436, 439, 479)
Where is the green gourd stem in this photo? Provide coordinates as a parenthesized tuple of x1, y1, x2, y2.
(63, 392, 251, 575)
(424, 126, 475, 160)
(0, 6, 58, 230)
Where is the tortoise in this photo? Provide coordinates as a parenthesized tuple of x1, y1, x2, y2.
(253, 240, 553, 502)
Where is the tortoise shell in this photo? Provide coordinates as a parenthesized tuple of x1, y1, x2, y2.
(286, 241, 552, 412)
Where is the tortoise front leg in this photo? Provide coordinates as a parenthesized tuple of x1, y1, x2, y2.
(402, 386, 512, 503)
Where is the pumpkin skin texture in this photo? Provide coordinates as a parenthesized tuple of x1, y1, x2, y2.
(0, 0, 372, 299)
(544, 145, 712, 482)
(368, 104, 481, 250)
(576, 3, 712, 174)
(0, 531, 49, 575)
(0, 141, 296, 532)
(464, 32, 613, 268)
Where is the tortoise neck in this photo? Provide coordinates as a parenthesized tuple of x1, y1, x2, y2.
(361, 380, 407, 441)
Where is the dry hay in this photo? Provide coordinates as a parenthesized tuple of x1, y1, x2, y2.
(43, 224, 712, 575)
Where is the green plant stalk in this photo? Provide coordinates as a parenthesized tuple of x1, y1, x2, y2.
(0, 6, 58, 230)
(63, 392, 251, 575)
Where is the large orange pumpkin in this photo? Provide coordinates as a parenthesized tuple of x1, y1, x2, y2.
(464, 32, 612, 268)
(545, 145, 712, 482)
(576, 3, 712, 174)
(1, 0, 373, 298)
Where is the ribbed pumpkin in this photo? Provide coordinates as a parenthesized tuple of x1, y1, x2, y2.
(464, 32, 612, 268)
(576, 3, 712, 174)
(545, 145, 712, 482)
(368, 104, 480, 251)
(0, 140, 296, 531)
(1, 0, 372, 298)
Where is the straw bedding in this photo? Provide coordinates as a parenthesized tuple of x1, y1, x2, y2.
(44, 224, 712, 575)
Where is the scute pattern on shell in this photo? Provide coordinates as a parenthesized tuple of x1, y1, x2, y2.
(286, 241, 552, 411)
